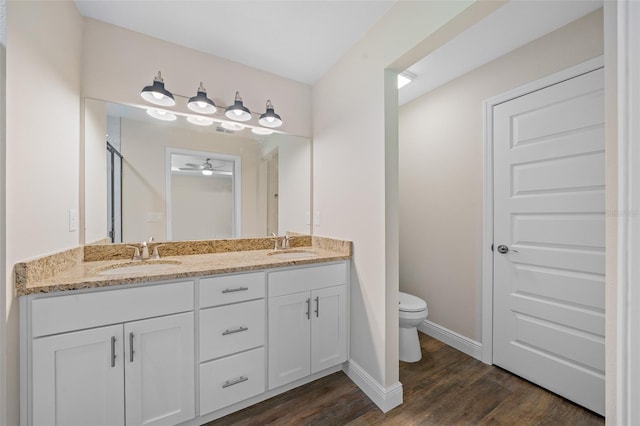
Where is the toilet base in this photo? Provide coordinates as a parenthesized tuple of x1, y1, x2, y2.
(399, 326, 422, 362)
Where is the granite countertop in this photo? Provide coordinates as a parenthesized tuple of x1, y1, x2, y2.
(15, 236, 352, 296)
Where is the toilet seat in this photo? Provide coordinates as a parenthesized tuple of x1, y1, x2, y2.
(399, 292, 427, 312)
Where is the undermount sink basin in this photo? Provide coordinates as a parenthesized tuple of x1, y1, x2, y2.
(267, 250, 318, 259)
(97, 260, 182, 275)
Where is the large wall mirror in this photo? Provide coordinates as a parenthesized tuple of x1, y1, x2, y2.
(83, 98, 311, 244)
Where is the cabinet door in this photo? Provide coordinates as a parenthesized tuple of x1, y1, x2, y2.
(32, 325, 124, 426)
(268, 292, 311, 389)
(124, 312, 195, 426)
(311, 285, 347, 373)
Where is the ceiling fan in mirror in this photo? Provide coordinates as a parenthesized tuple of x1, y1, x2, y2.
(179, 158, 223, 176)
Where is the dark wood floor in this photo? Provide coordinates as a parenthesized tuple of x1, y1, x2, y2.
(207, 333, 604, 425)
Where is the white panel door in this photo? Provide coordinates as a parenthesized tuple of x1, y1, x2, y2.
(311, 285, 347, 373)
(32, 325, 124, 426)
(125, 312, 195, 426)
(268, 292, 311, 389)
(493, 68, 605, 415)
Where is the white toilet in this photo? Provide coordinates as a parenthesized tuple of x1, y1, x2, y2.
(399, 292, 429, 362)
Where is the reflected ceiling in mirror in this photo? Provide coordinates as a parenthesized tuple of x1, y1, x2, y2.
(83, 99, 311, 245)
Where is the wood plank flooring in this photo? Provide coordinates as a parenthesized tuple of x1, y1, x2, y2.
(207, 333, 604, 425)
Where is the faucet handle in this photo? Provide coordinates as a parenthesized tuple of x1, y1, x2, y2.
(151, 244, 167, 260)
(126, 245, 142, 260)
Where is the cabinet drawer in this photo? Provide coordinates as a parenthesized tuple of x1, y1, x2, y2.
(200, 272, 265, 308)
(200, 347, 265, 415)
(268, 262, 348, 297)
(200, 299, 265, 361)
(31, 281, 194, 338)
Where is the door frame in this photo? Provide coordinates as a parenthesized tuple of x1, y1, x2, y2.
(480, 56, 605, 365)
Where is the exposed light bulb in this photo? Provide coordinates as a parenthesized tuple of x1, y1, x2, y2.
(152, 92, 164, 100)
(197, 101, 206, 108)
(233, 109, 242, 116)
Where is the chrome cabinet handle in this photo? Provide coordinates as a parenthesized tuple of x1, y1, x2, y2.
(129, 332, 135, 363)
(315, 297, 319, 318)
(111, 336, 117, 368)
(306, 298, 311, 319)
(222, 326, 248, 336)
(222, 287, 249, 294)
(222, 376, 248, 388)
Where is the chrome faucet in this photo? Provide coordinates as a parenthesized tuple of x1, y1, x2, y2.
(271, 233, 291, 250)
(140, 241, 150, 260)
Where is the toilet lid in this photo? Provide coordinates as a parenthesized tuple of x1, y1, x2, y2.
(399, 292, 427, 312)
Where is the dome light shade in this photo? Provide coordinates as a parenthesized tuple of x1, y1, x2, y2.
(252, 127, 273, 135)
(221, 121, 245, 131)
(187, 115, 214, 126)
(141, 71, 176, 106)
(225, 91, 252, 122)
(202, 169, 214, 176)
(146, 108, 177, 121)
(258, 100, 282, 128)
(187, 83, 217, 114)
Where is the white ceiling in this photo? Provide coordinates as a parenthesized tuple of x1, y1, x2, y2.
(399, 0, 602, 105)
(74, 0, 396, 85)
(75, 0, 602, 101)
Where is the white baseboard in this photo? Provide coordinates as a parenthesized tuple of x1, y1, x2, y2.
(343, 359, 403, 413)
(418, 320, 483, 361)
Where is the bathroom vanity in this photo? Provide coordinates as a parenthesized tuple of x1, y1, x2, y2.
(17, 238, 351, 426)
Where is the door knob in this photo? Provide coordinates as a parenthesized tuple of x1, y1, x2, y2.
(497, 244, 518, 254)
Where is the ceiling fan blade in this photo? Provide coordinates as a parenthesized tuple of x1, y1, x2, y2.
(178, 167, 199, 171)
(184, 163, 204, 169)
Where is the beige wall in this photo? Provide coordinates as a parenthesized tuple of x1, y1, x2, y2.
(171, 174, 233, 240)
(399, 10, 604, 341)
(120, 118, 262, 242)
(84, 99, 108, 243)
(81, 18, 312, 138)
(5, 1, 83, 424)
(0, 0, 6, 423)
(313, 0, 473, 388)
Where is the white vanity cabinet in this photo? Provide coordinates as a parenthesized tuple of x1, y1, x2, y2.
(268, 262, 348, 389)
(23, 281, 195, 426)
(21, 259, 350, 426)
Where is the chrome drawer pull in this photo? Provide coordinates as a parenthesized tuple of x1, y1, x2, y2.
(222, 376, 248, 388)
(222, 287, 249, 294)
(110, 336, 117, 368)
(222, 326, 248, 336)
(129, 332, 135, 363)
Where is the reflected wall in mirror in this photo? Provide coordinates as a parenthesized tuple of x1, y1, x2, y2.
(167, 150, 240, 240)
(83, 99, 311, 244)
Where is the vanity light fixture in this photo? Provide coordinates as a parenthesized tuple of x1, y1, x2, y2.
(186, 116, 215, 126)
(224, 91, 252, 122)
(141, 71, 176, 106)
(187, 83, 217, 114)
(258, 100, 283, 128)
(140, 74, 284, 128)
(146, 108, 177, 121)
(252, 127, 274, 135)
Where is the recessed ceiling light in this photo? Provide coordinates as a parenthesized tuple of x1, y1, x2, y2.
(398, 71, 415, 89)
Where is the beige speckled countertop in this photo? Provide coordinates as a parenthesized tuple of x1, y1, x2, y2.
(15, 235, 352, 296)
